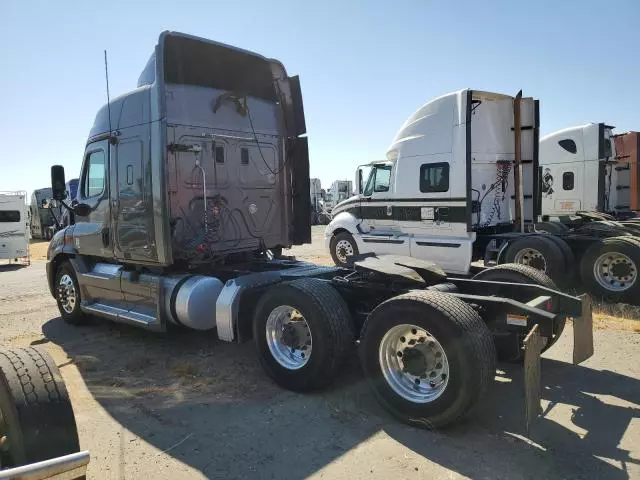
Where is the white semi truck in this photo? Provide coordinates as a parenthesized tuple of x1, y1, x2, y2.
(539, 123, 636, 221)
(0, 191, 29, 264)
(325, 93, 640, 301)
(46, 32, 593, 429)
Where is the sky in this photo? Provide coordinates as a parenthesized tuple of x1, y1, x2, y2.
(1, 0, 639, 198)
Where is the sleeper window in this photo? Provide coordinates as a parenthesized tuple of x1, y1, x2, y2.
(558, 139, 577, 154)
(420, 163, 449, 193)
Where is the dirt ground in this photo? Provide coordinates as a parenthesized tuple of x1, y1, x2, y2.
(1, 226, 639, 479)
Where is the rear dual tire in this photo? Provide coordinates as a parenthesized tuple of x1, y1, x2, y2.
(253, 278, 355, 392)
(255, 280, 496, 429)
(580, 237, 640, 302)
(473, 264, 565, 360)
(359, 291, 495, 429)
(502, 235, 572, 287)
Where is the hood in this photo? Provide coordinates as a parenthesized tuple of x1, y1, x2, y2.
(331, 194, 361, 216)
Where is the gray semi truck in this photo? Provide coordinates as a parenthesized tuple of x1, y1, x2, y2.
(46, 31, 593, 429)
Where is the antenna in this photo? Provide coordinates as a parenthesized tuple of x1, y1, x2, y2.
(104, 50, 112, 135)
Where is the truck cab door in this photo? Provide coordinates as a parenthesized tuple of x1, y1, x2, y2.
(111, 131, 152, 262)
(360, 164, 410, 256)
(73, 140, 113, 258)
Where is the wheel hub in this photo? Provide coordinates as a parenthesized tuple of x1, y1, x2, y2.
(514, 248, 547, 272)
(335, 239, 354, 263)
(379, 324, 449, 403)
(265, 306, 312, 370)
(401, 344, 437, 376)
(57, 274, 77, 314)
(281, 322, 308, 349)
(593, 252, 637, 291)
(611, 262, 632, 278)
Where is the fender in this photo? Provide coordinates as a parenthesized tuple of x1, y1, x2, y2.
(45, 226, 83, 297)
(324, 211, 367, 251)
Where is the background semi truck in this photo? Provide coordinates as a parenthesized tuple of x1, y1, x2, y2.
(46, 31, 593, 429)
(29, 187, 54, 239)
(539, 123, 638, 221)
(325, 94, 640, 302)
(0, 191, 29, 263)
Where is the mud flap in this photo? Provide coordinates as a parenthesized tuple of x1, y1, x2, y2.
(523, 324, 544, 433)
(573, 294, 594, 365)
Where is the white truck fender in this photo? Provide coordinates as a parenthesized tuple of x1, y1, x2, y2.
(324, 212, 363, 250)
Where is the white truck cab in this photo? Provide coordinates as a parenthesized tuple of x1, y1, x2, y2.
(539, 123, 630, 219)
(325, 89, 538, 275)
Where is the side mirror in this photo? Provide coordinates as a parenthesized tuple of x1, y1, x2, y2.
(51, 165, 67, 201)
(357, 168, 363, 194)
(73, 203, 91, 217)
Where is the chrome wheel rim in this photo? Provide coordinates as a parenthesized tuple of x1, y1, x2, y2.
(593, 252, 637, 292)
(335, 239, 354, 263)
(514, 248, 547, 271)
(379, 324, 449, 403)
(265, 305, 312, 370)
(57, 274, 77, 314)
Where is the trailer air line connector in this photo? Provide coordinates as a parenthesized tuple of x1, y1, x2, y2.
(193, 149, 208, 239)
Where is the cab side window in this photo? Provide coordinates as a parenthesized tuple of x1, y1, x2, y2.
(363, 165, 392, 196)
(83, 150, 106, 198)
(420, 163, 449, 193)
(373, 167, 391, 192)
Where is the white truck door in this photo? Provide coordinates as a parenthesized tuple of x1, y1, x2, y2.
(543, 163, 583, 215)
(360, 164, 410, 256)
(404, 161, 473, 274)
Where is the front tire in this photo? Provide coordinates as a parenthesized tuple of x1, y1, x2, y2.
(253, 278, 354, 392)
(54, 262, 86, 325)
(330, 231, 359, 267)
(359, 291, 495, 429)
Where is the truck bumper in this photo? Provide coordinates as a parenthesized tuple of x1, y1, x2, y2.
(523, 293, 593, 432)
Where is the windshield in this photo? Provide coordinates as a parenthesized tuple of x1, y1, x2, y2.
(363, 165, 391, 196)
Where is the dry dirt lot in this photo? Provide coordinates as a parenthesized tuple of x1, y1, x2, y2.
(1, 226, 639, 479)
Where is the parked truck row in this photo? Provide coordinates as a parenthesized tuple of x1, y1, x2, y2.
(45, 31, 593, 430)
(325, 106, 640, 302)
